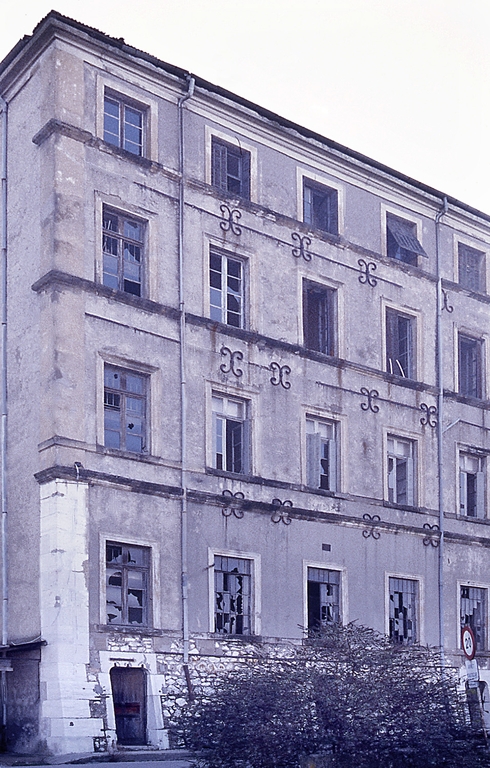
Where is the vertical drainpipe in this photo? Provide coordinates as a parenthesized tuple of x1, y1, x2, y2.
(435, 195, 448, 662)
(177, 76, 194, 679)
(0, 94, 7, 741)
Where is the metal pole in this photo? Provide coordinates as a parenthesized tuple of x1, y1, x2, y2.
(0, 93, 8, 749)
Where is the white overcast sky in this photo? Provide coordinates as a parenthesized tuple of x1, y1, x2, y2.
(2, 1, 490, 214)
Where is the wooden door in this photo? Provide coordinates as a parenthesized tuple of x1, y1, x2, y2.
(110, 667, 147, 745)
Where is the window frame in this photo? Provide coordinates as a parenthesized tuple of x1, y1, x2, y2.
(211, 393, 250, 475)
(209, 549, 261, 636)
(102, 207, 146, 297)
(460, 584, 487, 652)
(103, 364, 148, 455)
(385, 212, 427, 266)
(388, 576, 419, 645)
(386, 435, 416, 507)
(305, 416, 338, 492)
(459, 452, 485, 518)
(209, 248, 246, 328)
(103, 91, 146, 157)
(96, 78, 158, 162)
(105, 541, 151, 628)
(385, 307, 416, 379)
(303, 280, 337, 356)
(458, 241, 486, 293)
(458, 332, 484, 399)
(303, 178, 339, 236)
(306, 566, 341, 633)
(211, 136, 251, 200)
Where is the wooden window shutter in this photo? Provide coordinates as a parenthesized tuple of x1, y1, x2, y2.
(212, 140, 227, 190)
(241, 150, 251, 199)
(476, 469, 485, 518)
(307, 432, 321, 487)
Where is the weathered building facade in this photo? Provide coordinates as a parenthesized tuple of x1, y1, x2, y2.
(0, 10, 489, 754)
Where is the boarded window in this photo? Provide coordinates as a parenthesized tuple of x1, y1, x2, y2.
(214, 555, 252, 635)
(389, 577, 418, 645)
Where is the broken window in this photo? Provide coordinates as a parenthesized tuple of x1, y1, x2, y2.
(386, 213, 426, 266)
(209, 250, 244, 327)
(104, 366, 147, 453)
(303, 180, 338, 235)
(389, 577, 418, 645)
(459, 334, 483, 399)
(307, 567, 340, 632)
(461, 586, 486, 651)
(103, 208, 144, 296)
(211, 137, 251, 199)
(303, 282, 336, 355)
(214, 555, 252, 635)
(306, 418, 337, 491)
(387, 436, 415, 506)
(460, 453, 485, 517)
(104, 94, 144, 156)
(212, 394, 249, 474)
(458, 243, 486, 293)
(106, 542, 149, 626)
(386, 309, 415, 378)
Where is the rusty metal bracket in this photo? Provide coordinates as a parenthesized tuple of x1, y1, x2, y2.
(291, 232, 312, 262)
(360, 387, 379, 413)
(270, 362, 291, 389)
(362, 512, 381, 539)
(358, 258, 377, 287)
(222, 490, 245, 519)
(442, 289, 453, 313)
(423, 523, 440, 547)
(271, 498, 292, 525)
(420, 403, 438, 428)
(220, 204, 242, 235)
(220, 346, 244, 378)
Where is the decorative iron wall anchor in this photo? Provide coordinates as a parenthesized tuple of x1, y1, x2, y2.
(220, 346, 244, 377)
(271, 498, 292, 525)
(420, 403, 438, 428)
(270, 362, 291, 389)
(358, 258, 377, 287)
(362, 512, 381, 539)
(423, 523, 440, 547)
(219, 204, 242, 235)
(291, 232, 312, 262)
(442, 289, 453, 313)
(360, 387, 379, 413)
(222, 490, 245, 519)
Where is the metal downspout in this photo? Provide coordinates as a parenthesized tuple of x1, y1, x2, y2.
(435, 196, 448, 661)
(177, 76, 194, 674)
(0, 94, 7, 743)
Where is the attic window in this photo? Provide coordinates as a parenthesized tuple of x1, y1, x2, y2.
(387, 214, 426, 265)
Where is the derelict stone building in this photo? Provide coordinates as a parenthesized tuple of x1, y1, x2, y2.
(0, 10, 489, 754)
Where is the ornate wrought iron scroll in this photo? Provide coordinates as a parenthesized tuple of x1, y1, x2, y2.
(220, 346, 244, 378)
(358, 258, 378, 287)
(220, 204, 242, 236)
(423, 523, 440, 548)
(420, 403, 438, 428)
(271, 498, 292, 525)
(362, 512, 381, 539)
(270, 362, 291, 390)
(360, 387, 379, 413)
(222, 490, 245, 519)
(291, 232, 312, 262)
(442, 289, 453, 313)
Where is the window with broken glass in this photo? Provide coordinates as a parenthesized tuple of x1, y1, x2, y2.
(103, 209, 144, 296)
(460, 453, 485, 517)
(104, 94, 144, 156)
(306, 418, 337, 491)
(307, 567, 340, 632)
(458, 334, 483, 399)
(214, 555, 252, 635)
(389, 577, 418, 645)
(209, 250, 244, 327)
(386, 213, 426, 266)
(386, 309, 415, 379)
(303, 282, 336, 356)
(303, 180, 338, 235)
(387, 436, 415, 506)
(458, 243, 486, 293)
(211, 137, 251, 199)
(212, 395, 249, 474)
(461, 585, 487, 651)
(106, 542, 149, 626)
(104, 366, 147, 453)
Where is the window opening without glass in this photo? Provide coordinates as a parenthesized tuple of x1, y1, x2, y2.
(387, 436, 415, 506)
(386, 309, 414, 378)
(458, 334, 483, 399)
(306, 418, 337, 491)
(212, 395, 248, 474)
(103, 209, 144, 296)
(104, 95, 143, 156)
(214, 555, 251, 635)
(106, 542, 149, 626)
(211, 137, 251, 199)
(303, 282, 336, 355)
(460, 454, 485, 517)
(461, 585, 486, 651)
(307, 567, 340, 632)
(303, 180, 338, 235)
(386, 214, 426, 265)
(210, 251, 243, 327)
(104, 366, 147, 453)
(389, 577, 418, 645)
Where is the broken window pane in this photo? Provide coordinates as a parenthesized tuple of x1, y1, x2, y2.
(214, 555, 252, 635)
(104, 366, 147, 453)
(389, 577, 418, 645)
(307, 568, 340, 632)
(102, 207, 145, 296)
(461, 586, 486, 651)
(106, 543, 149, 627)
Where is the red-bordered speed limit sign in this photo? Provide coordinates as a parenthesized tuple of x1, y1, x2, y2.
(462, 625, 476, 660)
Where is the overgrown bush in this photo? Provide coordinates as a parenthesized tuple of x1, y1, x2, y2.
(177, 623, 490, 768)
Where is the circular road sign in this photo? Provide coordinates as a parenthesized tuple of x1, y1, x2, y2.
(462, 625, 476, 660)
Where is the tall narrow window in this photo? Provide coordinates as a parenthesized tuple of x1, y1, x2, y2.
(104, 94, 144, 156)
(386, 309, 415, 378)
(459, 334, 483, 399)
(387, 436, 415, 506)
(214, 555, 252, 635)
(386, 214, 426, 265)
(303, 282, 336, 355)
(209, 251, 244, 327)
(389, 577, 418, 645)
(307, 568, 340, 632)
(460, 454, 485, 517)
(104, 366, 147, 453)
(106, 542, 149, 626)
(303, 180, 338, 235)
(306, 418, 337, 491)
(103, 209, 144, 296)
(458, 243, 485, 293)
(211, 138, 251, 199)
(461, 586, 486, 651)
(212, 395, 249, 474)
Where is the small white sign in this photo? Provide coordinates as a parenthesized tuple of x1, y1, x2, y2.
(465, 658, 479, 687)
